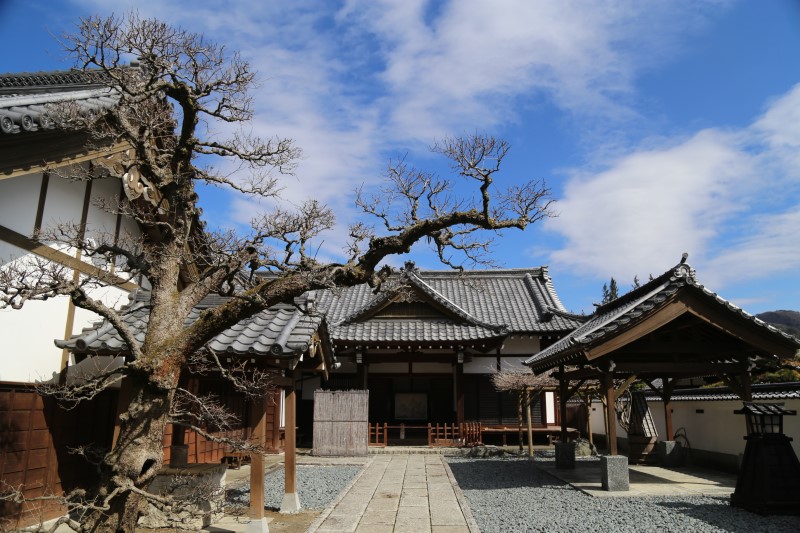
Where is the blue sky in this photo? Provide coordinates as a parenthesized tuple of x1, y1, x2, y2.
(2, 0, 799, 315)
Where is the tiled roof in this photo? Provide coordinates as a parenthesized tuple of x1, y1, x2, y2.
(0, 69, 118, 135)
(525, 261, 800, 371)
(58, 265, 582, 354)
(644, 382, 800, 402)
(314, 264, 583, 344)
(56, 291, 326, 358)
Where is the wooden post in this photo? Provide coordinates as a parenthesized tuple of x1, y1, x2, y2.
(280, 372, 300, 513)
(663, 377, 674, 441)
(741, 370, 753, 402)
(559, 365, 568, 442)
(525, 388, 534, 456)
(602, 372, 618, 455)
(455, 362, 464, 426)
(249, 393, 267, 521)
(271, 388, 281, 452)
(586, 397, 593, 445)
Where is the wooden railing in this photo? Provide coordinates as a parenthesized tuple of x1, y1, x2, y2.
(368, 422, 388, 447)
(368, 421, 576, 448)
(428, 423, 461, 446)
(367, 422, 483, 447)
(461, 421, 483, 447)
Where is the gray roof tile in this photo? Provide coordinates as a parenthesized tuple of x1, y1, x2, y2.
(0, 69, 117, 135)
(525, 262, 800, 370)
(314, 265, 583, 344)
(57, 293, 324, 358)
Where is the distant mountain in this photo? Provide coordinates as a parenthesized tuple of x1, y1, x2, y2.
(756, 310, 800, 337)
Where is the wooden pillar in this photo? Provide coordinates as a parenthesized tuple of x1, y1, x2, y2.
(662, 377, 674, 441)
(559, 365, 568, 442)
(271, 388, 282, 452)
(281, 371, 300, 512)
(455, 362, 464, 425)
(285, 379, 296, 495)
(602, 372, 618, 455)
(525, 388, 534, 456)
(741, 370, 753, 402)
(585, 398, 593, 445)
(248, 393, 267, 521)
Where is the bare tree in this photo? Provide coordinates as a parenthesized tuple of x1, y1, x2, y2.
(0, 12, 554, 533)
(491, 371, 557, 455)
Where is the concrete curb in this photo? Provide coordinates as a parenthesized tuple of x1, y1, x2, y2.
(442, 457, 481, 533)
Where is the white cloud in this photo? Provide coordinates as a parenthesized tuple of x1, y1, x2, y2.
(67, 0, 743, 268)
(547, 83, 800, 288)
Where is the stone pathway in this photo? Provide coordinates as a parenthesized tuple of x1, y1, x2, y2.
(308, 454, 477, 533)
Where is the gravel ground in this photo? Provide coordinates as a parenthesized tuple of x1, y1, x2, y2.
(227, 464, 361, 511)
(446, 456, 800, 533)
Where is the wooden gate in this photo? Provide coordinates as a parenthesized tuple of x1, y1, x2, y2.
(313, 390, 368, 456)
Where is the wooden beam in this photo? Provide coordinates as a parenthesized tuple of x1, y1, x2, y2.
(614, 374, 638, 401)
(0, 224, 138, 291)
(586, 301, 689, 360)
(610, 361, 747, 375)
(565, 379, 587, 403)
(681, 291, 799, 358)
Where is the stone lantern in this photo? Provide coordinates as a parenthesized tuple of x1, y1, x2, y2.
(730, 402, 800, 514)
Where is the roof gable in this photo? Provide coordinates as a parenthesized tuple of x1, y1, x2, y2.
(526, 261, 800, 373)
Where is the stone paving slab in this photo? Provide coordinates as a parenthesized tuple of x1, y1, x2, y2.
(308, 454, 477, 533)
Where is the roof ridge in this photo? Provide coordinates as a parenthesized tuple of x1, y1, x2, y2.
(407, 272, 507, 332)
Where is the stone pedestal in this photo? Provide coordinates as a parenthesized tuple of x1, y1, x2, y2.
(657, 440, 684, 467)
(138, 463, 227, 529)
(280, 491, 301, 514)
(245, 517, 270, 533)
(555, 441, 575, 469)
(601, 455, 629, 491)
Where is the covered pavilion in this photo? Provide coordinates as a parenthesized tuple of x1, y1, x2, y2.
(525, 258, 800, 456)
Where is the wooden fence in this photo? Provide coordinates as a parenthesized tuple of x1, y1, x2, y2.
(313, 390, 368, 456)
(0, 382, 117, 530)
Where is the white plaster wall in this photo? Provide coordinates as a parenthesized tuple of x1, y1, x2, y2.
(0, 295, 71, 382)
(41, 173, 88, 237)
(588, 398, 800, 459)
(85, 178, 120, 230)
(71, 284, 132, 335)
(0, 173, 41, 235)
(0, 171, 139, 383)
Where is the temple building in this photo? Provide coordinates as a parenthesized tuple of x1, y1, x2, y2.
(298, 262, 583, 442)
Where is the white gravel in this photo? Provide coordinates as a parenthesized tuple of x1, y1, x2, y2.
(446, 456, 800, 533)
(227, 465, 361, 511)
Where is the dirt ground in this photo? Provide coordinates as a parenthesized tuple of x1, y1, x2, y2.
(263, 509, 321, 532)
(136, 508, 321, 533)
